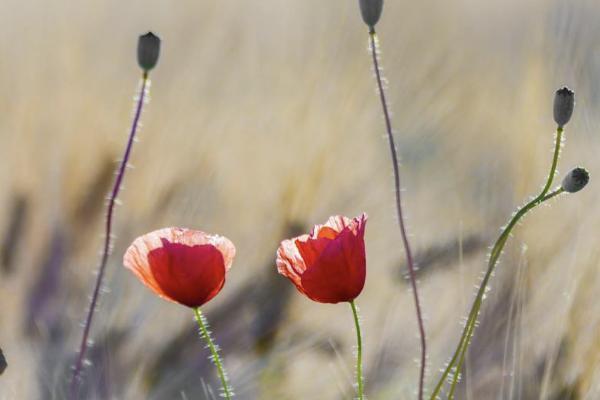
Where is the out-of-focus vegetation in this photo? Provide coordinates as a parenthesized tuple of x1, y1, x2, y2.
(0, 0, 599, 398)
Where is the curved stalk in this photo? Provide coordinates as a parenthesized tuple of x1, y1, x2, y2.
(69, 73, 149, 399)
(431, 127, 564, 399)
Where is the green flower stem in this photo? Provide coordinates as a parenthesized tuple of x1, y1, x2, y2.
(541, 188, 564, 202)
(194, 307, 233, 400)
(350, 300, 364, 400)
(431, 127, 564, 399)
(446, 313, 477, 399)
(447, 189, 563, 400)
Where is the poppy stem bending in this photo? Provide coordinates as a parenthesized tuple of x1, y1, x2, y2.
(368, 30, 427, 400)
(69, 73, 149, 399)
(430, 127, 565, 400)
(350, 300, 364, 400)
(194, 308, 233, 400)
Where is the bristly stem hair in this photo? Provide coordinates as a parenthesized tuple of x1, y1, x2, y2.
(350, 300, 365, 400)
(368, 29, 427, 400)
(194, 308, 234, 399)
(430, 127, 565, 399)
(69, 72, 150, 399)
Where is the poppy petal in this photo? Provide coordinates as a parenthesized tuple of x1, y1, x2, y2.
(301, 226, 366, 303)
(276, 214, 367, 304)
(123, 227, 235, 308)
(276, 237, 309, 295)
(148, 241, 226, 307)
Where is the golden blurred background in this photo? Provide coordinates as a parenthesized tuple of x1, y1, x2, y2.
(1, 0, 599, 398)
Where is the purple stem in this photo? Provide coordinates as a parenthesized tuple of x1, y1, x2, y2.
(69, 72, 149, 399)
(368, 31, 426, 400)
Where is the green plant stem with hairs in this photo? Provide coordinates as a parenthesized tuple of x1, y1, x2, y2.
(194, 308, 233, 400)
(431, 127, 565, 399)
(350, 300, 364, 400)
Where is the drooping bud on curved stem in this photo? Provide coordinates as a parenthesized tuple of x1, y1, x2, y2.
(359, 0, 384, 31)
(137, 32, 161, 73)
(562, 167, 589, 193)
(554, 87, 575, 128)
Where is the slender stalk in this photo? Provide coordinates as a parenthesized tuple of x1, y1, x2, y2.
(431, 128, 564, 399)
(541, 188, 564, 202)
(448, 192, 563, 400)
(350, 300, 364, 400)
(194, 308, 233, 400)
(447, 190, 562, 400)
(69, 72, 149, 399)
(369, 30, 426, 400)
(446, 316, 476, 399)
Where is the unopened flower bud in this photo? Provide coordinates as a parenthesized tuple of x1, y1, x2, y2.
(562, 167, 589, 193)
(553, 87, 575, 128)
(359, 0, 383, 29)
(137, 32, 161, 72)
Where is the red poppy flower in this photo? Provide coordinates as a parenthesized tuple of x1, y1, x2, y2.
(123, 227, 235, 308)
(276, 214, 367, 304)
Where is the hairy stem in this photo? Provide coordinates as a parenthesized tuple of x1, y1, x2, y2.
(431, 127, 564, 399)
(350, 301, 364, 400)
(69, 72, 149, 399)
(369, 30, 427, 400)
(194, 308, 233, 399)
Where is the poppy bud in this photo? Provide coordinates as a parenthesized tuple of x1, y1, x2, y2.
(561, 167, 589, 193)
(359, 0, 384, 29)
(553, 87, 575, 128)
(137, 32, 161, 72)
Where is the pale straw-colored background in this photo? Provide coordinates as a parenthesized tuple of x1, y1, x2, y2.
(1, 0, 599, 398)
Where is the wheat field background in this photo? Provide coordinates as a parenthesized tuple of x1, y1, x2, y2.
(0, 0, 599, 399)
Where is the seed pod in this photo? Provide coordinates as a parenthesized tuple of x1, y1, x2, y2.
(137, 32, 161, 72)
(553, 87, 575, 128)
(562, 167, 589, 193)
(359, 0, 384, 29)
